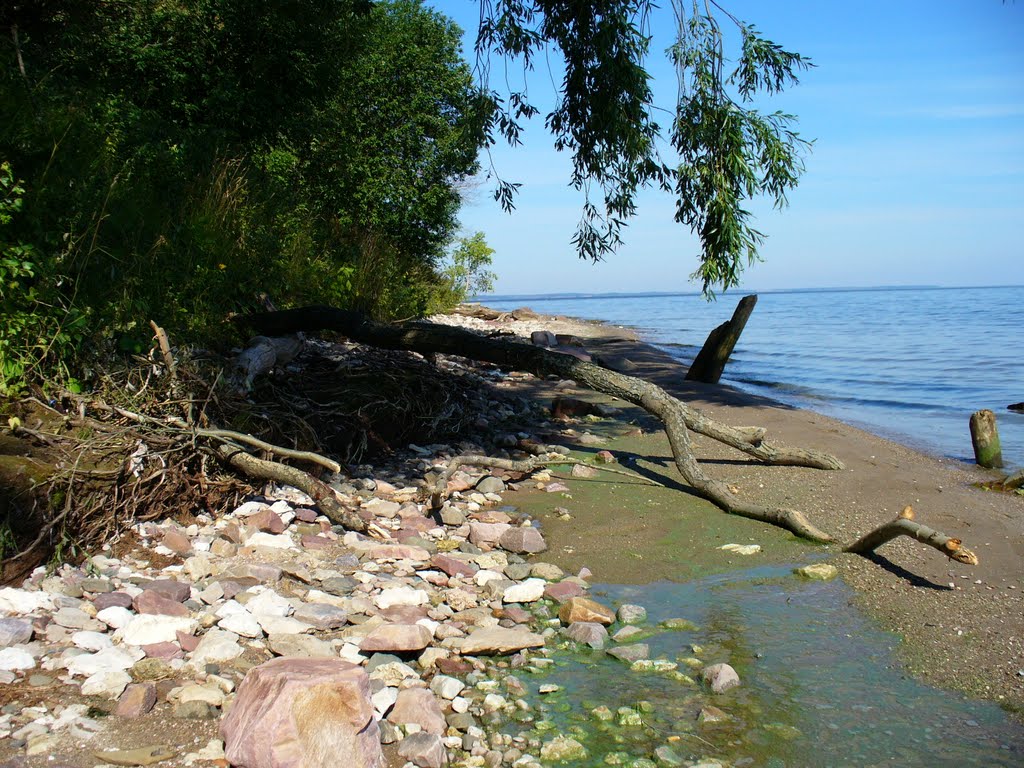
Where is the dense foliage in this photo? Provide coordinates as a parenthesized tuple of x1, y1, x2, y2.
(0, 0, 489, 391)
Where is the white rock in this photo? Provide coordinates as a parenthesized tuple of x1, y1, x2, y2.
(214, 600, 247, 618)
(245, 590, 293, 618)
(187, 629, 243, 669)
(66, 647, 142, 678)
(482, 693, 507, 712)
(0, 588, 53, 616)
(218, 612, 263, 638)
(244, 532, 295, 550)
(339, 643, 366, 665)
(374, 586, 428, 610)
(117, 614, 197, 647)
(718, 543, 761, 555)
(80, 669, 131, 698)
(177, 682, 227, 707)
(255, 615, 312, 636)
(451, 696, 470, 713)
(474, 569, 504, 587)
(430, 675, 465, 700)
(372, 686, 398, 717)
(95, 606, 134, 630)
(71, 631, 113, 652)
(232, 501, 271, 518)
(502, 578, 546, 604)
(0, 647, 35, 671)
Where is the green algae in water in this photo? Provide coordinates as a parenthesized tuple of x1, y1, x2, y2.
(508, 566, 1024, 766)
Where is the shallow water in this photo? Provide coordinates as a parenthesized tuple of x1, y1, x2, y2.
(514, 566, 1024, 767)
(485, 286, 1024, 469)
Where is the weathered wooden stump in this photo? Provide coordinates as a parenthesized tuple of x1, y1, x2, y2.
(685, 294, 757, 384)
(969, 409, 1004, 468)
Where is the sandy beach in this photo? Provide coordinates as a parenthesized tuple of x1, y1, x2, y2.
(437, 305, 1024, 713)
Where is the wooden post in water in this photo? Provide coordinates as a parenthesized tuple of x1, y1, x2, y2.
(969, 409, 1004, 468)
(685, 294, 757, 384)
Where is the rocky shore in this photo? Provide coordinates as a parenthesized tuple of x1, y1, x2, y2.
(1, 306, 1022, 768)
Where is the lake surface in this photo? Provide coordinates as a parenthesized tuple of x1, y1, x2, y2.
(485, 286, 1024, 469)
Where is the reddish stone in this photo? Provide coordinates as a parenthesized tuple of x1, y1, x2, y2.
(498, 606, 532, 625)
(379, 605, 430, 624)
(134, 590, 190, 617)
(176, 631, 200, 653)
(595, 450, 616, 464)
(248, 508, 286, 534)
(221, 522, 243, 544)
(366, 544, 430, 562)
(93, 592, 134, 611)
(116, 682, 157, 718)
(359, 624, 432, 653)
(434, 657, 473, 676)
(161, 529, 192, 555)
(301, 534, 334, 550)
(429, 554, 475, 579)
(142, 642, 184, 660)
(143, 579, 191, 603)
(543, 581, 586, 604)
(220, 658, 382, 768)
(468, 522, 511, 549)
(399, 515, 437, 534)
(294, 508, 319, 523)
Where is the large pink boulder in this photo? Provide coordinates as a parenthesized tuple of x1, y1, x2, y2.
(220, 657, 383, 768)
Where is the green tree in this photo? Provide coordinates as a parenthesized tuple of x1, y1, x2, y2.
(472, 0, 811, 296)
(433, 231, 497, 309)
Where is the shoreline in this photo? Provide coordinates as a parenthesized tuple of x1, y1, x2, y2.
(449, 302, 1024, 713)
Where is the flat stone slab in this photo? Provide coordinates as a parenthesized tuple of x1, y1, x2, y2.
(459, 626, 545, 656)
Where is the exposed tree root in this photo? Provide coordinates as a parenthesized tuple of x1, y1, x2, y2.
(243, 307, 841, 541)
(844, 506, 979, 565)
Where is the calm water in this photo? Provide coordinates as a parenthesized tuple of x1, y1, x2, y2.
(485, 286, 1024, 469)
(517, 568, 1024, 767)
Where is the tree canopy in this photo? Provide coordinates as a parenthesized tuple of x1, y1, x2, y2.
(472, 0, 811, 295)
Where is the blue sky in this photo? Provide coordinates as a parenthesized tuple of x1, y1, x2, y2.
(429, 1, 1024, 295)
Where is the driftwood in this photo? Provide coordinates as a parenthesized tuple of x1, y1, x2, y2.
(844, 506, 978, 565)
(686, 294, 757, 384)
(243, 306, 840, 541)
(969, 409, 1004, 469)
(233, 335, 305, 389)
(215, 444, 366, 532)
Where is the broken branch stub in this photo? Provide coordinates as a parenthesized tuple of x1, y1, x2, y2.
(844, 506, 978, 565)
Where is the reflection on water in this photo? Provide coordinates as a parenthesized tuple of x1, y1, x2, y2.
(513, 567, 1024, 766)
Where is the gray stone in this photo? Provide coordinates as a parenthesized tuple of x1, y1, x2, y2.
(565, 622, 608, 649)
(439, 507, 466, 526)
(503, 563, 532, 581)
(292, 603, 348, 629)
(397, 731, 448, 768)
(617, 604, 647, 625)
(498, 526, 547, 554)
(607, 644, 649, 664)
(0, 618, 33, 647)
(268, 634, 335, 658)
(475, 476, 505, 495)
(702, 663, 740, 693)
(174, 700, 217, 719)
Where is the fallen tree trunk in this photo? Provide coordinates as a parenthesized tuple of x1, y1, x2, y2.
(243, 306, 841, 541)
